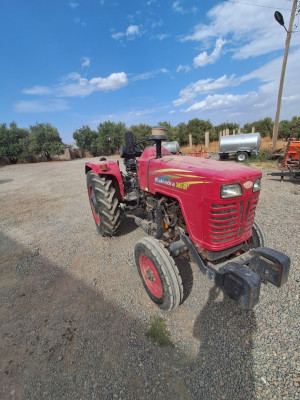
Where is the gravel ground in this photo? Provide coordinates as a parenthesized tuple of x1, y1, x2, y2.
(0, 158, 299, 400)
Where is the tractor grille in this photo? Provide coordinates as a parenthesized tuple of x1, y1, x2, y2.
(209, 196, 259, 244)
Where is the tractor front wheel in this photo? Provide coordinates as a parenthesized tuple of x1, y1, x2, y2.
(134, 237, 183, 311)
(86, 171, 120, 236)
(242, 219, 266, 251)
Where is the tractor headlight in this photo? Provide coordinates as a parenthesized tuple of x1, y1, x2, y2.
(253, 178, 261, 192)
(220, 183, 242, 199)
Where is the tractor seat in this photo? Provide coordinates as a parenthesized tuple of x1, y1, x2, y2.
(120, 131, 143, 159)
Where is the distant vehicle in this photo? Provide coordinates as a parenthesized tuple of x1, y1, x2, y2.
(219, 132, 261, 162)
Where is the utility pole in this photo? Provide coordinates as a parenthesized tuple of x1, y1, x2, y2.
(272, 0, 298, 152)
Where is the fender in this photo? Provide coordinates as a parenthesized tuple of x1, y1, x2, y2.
(85, 161, 124, 199)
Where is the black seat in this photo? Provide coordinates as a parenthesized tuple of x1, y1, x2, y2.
(120, 131, 143, 159)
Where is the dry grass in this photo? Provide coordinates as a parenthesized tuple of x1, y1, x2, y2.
(180, 136, 287, 154)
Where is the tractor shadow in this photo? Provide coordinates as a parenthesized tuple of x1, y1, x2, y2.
(0, 179, 13, 185)
(192, 286, 257, 399)
(118, 215, 139, 235)
(175, 258, 194, 304)
(117, 212, 143, 236)
(0, 233, 193, 399)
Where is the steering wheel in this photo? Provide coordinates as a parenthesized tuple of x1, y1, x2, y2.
(134, 138, 156, 153)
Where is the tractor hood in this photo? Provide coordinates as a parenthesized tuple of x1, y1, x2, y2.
(159, 155, 261, 182)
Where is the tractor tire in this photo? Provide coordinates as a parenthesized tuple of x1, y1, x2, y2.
(86, 171, 120, 236)
(242, 219, 266, 251)
(236, 152, 249, 162)
(134, 237, 183, 311)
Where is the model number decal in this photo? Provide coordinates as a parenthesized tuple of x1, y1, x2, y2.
(175, 182, 189, 190)
(154, 177, 190, 190)
(154, 176, 209, 190)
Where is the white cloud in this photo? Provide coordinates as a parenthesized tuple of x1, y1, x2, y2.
(112, 25, 143, 41)
(172, 1, 197, 14)
(57, 72, 128, 96)
(176, 65, 191, 73)
(15, 99, 69, 113)
(182, 0, 300, 59)
(151, 19, 163, 29)
(173, 75, 238, 106)
(183, 92, 257, 112)
(131, 68, 169, 81)
(81, 57, 90, 68)
(73, 17, 86, 26)
(126, 25, 140, 37)
(23, 86, 53, 95)
(111, 32, 124, 40)
(194, 37, 226, 67)
(174, 47, 300, 124)
(23, 72, 128, 98)
(152, 33, 169, 40)
(69, 2, 79, 8)
(89, 73, 128, 91)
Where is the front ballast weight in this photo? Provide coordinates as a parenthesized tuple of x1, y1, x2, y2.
(174, 230, 290, 310)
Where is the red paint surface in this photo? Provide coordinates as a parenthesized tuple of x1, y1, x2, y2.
(139, 254, 163, 298)
(137, 150, 262, 252)
(85, 161, 124, 199)
(86, 149, 262, 253)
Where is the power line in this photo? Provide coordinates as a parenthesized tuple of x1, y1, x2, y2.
(227, 0, 292, 10)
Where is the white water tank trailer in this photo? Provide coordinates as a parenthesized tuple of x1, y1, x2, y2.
(219, 132, 261, 162)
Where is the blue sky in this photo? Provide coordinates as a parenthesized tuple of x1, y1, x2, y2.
(1, 0, 299, 143)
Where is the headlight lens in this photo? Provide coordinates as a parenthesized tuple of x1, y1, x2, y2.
(220, 184, 242, 199)
(253, 178, 261, 192)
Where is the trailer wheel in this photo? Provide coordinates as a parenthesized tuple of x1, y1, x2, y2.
(86, 171, 120, 236)
(236, 152, 249, 162)
(134, 237, 183, 311)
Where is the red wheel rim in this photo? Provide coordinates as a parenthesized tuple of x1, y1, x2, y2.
(88, 185, 100, 225)
(139, 255, 163, 298)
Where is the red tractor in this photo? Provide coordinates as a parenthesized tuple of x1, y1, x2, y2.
(85, 127, 290, 311)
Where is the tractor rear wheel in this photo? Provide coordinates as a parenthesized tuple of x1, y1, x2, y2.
(86, 171, 120, 236)
(134, 237, 183, 311)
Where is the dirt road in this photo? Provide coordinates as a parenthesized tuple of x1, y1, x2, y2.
(0, 159, 299, 399)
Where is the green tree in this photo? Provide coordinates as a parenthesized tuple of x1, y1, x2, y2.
(0, 122, 29, 163)
(129, 123, 152, 142)
(290, 116, 300, 139)
(214, 123, 240, 139)
(186, 118, 213, 145)
(175, 122, 188, 145)
(94, 121, 126, 154)
(278, 120, 291, 139)
(28, 123, 64, 161)
(243, 118, 273, 137)
(73, 125, 98, 155)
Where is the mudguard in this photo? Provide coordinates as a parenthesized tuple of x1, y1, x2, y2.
(85, 161, 124, 199)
